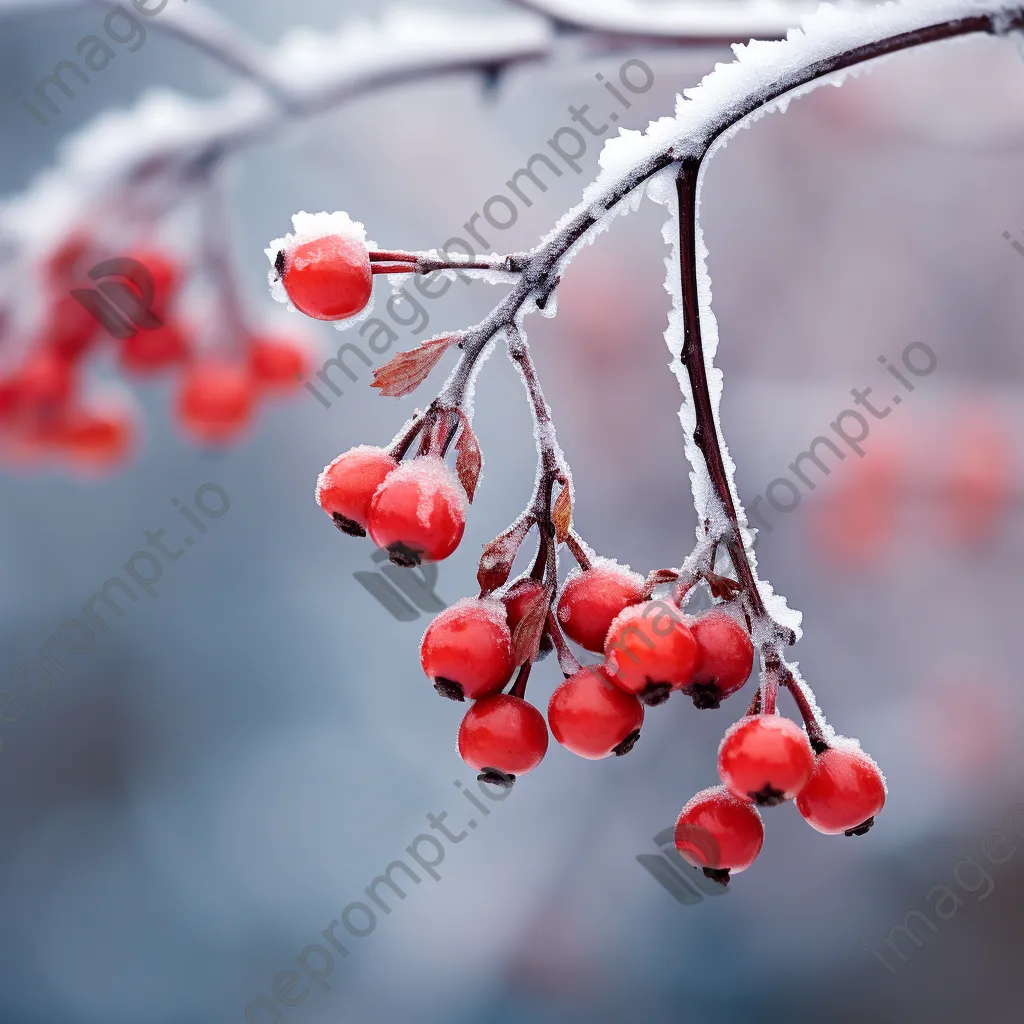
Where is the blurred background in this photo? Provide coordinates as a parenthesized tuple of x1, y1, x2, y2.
(2, 1, 1024, 1022)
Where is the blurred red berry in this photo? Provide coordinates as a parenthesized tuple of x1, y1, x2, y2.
(420, 597, 514, 701)
(61, 407, 134, 471)
(547, 666, 644, 759)
(249, 336, 308, 391)
(124, 249, 181, 314)
(17, 348, 74, 408)
(316, 445, 397, 536)
(675, 785, 764, 884)
(796, 745, 886, 835)
(176, 362, 255, 445)
(556, 563, 644, 652)
(603, 601, 697, 706)
(718, 714, 814, 806)
(684, 610, 754, 708)
(280, 234, 372, 320)
(47, 294, 99, 358)
(45, 232, 92, 283)
(367, 456, 466, 566)
(458, 694, 549, 777)
(119, 322, 189, 374)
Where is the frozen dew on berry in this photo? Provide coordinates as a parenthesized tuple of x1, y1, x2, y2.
(548, 665, 644, 759)
(674, 785, 764, 885)
(367, 455, 467, 566)
(717, 714, 814, 806)
(556, 561, 644, 652)
(269, 211, 373, 321)
(796, 742, 886, 836)
(684, 609, 754, 709)
(602, 600, 697, 706)
(458, 693, 549, 778)
(420, 597, 514, 702)
(316, 445, 397, 537)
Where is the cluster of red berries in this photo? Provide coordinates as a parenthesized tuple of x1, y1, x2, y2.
(0, 231, 312, 470)
(298, 222, 886, 886)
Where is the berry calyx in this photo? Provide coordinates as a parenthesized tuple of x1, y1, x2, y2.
(420, 598, 514, 702)
(547, 666, 644, 759)
(796, 744, 886, 835)
(717, 714, 815, 806)
(683, 609, 754, 709)
(674, 785, 764, 885)
(458, 694, 549, 778)
(316, 446, 398, 536)
(556, 562, 644, 652)
(367, 456, 466, 566)
(176, 362, 256, 445)
(249, 336, 308, 391)
(602, 601, 697, 706)
(279, 234, 372, 321)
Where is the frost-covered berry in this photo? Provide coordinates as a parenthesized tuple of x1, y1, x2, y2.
(547, 666, 644, 759)
(279, 234, 372, 321)
(249, 336, 308, 390)
(717, 714, 814, 806)
(458, 694, 548, 777)
(176, 362, 255, 445)
(367, 456, 466, 566)
(316, 446, 397, 537)
(796, 745, 886, 835)
(675, 785, 764, 884)
(556, 563, 644, 652)
(602, 601, 697, 706)
(683, 610, 754, 709)
(420, 598, 513, 702)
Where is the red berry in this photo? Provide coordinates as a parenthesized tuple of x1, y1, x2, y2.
(46, 232, 92, 283)
(316, 446, 397, 536)
(249, 336, 308, 391)
(548, 666, 644, 759)
(718, 714, 815, 806)
(47, 294, 99, 358)
(556, 562, 644, 652)
(61, 407, 134, 471)
(502, 578, 552, 656)
(683, 610, 754, 708)
(119, 322, 189, 374)
(674, 785, 764, 883)
(796, 744, 886, 835)
(458, 694, 548, 777)
(280, 234, 372, 321)
(367, 456, 466, 566)
(602, 600, 697, 705)
(420, 597, 514, 701)
(124, 249, 181, 314)
(18, 349, 74, 408)
(176, 362, 255, 445)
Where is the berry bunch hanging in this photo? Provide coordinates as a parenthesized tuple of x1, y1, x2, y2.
(270, 5, 1024, 885)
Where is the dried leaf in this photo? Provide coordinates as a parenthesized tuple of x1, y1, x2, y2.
(552, 483, 571, 544)
(642, 568, 680, 599)
(476, 520, 531, 594)
(511, 586, 549, 666)
(704, 571, 743, 601)
(371, 335, 454, 397)
(455, 421, 482, 503)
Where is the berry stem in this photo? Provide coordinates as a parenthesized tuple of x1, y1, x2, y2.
(509, 659, 532, 700)
(565, 530, 592, 571)
(546, 611, 582, 678)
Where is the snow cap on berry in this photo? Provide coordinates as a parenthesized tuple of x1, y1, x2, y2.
(266, 210, 376, 330)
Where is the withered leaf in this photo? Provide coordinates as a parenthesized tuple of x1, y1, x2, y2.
(552, 483, 571, 544)
(371, 335, 454, 398)
(455, 421, 482, 503)
(511, 586, 550, 666)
